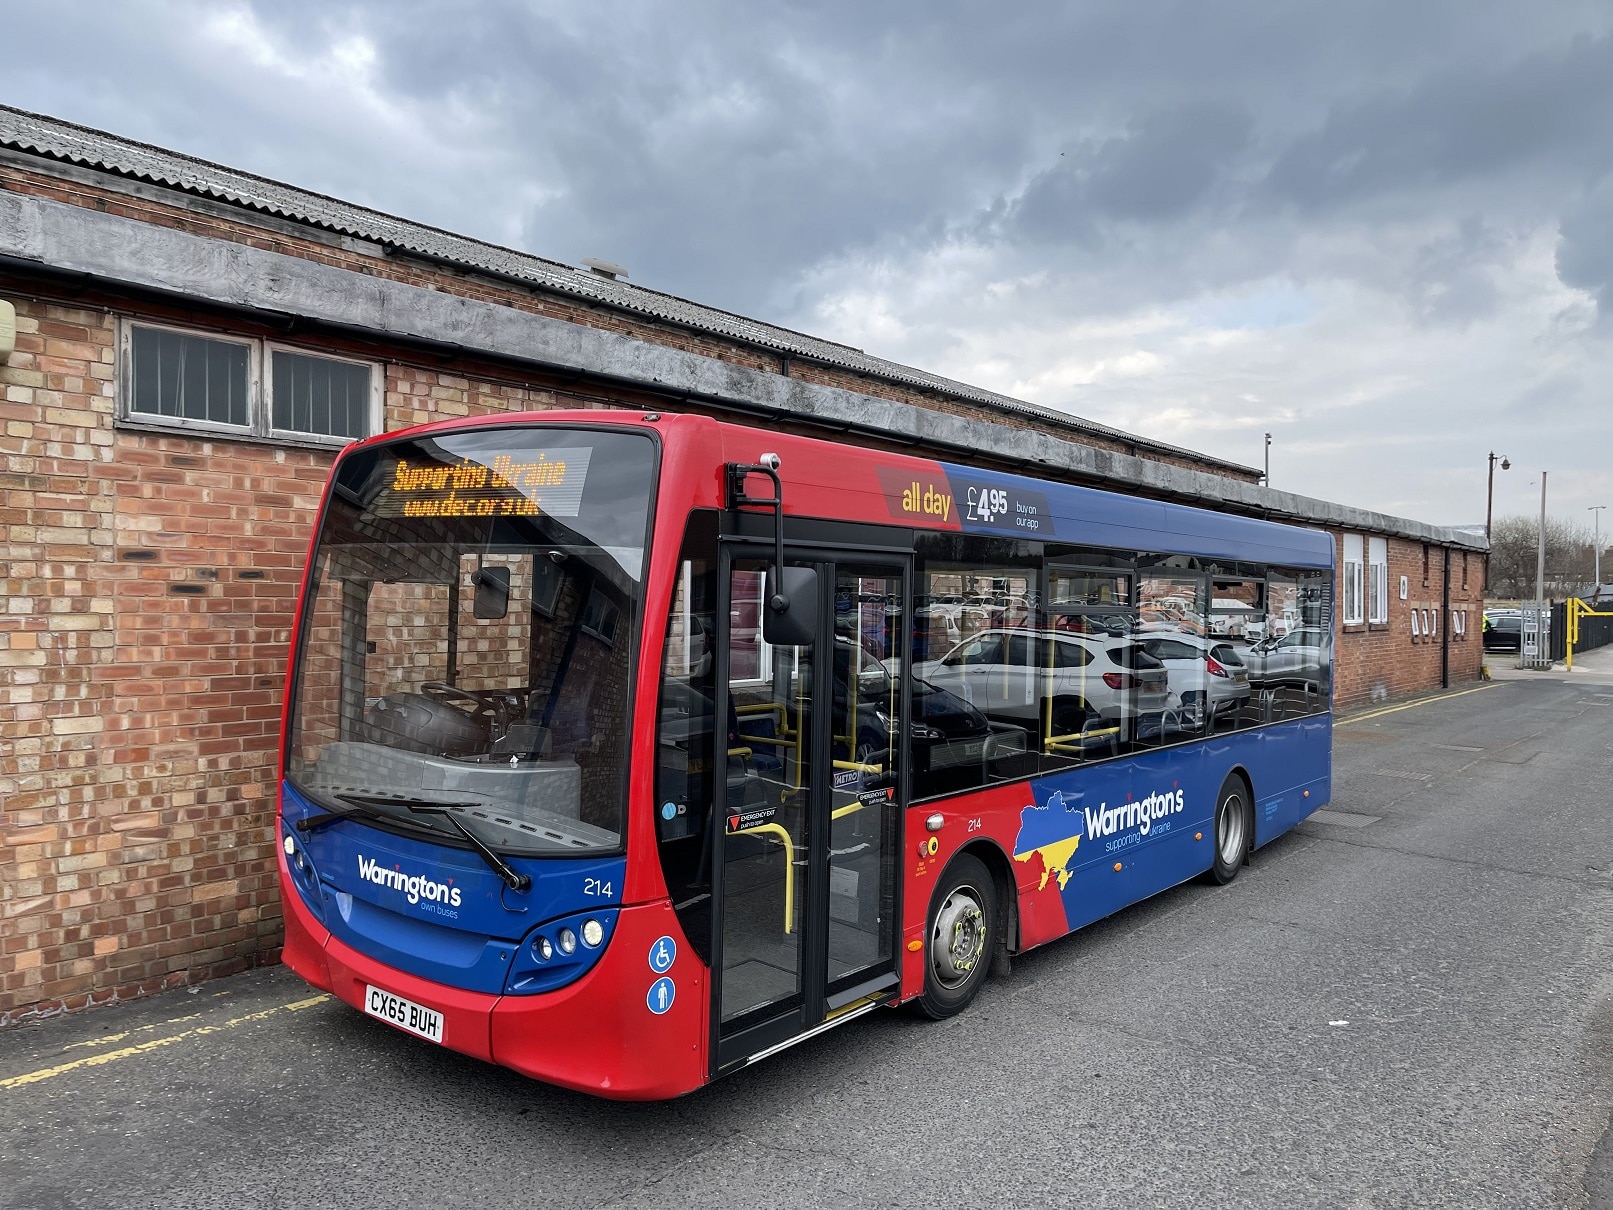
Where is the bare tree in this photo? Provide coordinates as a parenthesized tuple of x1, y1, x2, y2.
(1488, 515, 1609, 599)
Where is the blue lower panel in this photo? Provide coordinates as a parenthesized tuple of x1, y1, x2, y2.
(326, 890, 518, 994)
(1013, 717, 1330, 936)
(278, 781, 627, 994)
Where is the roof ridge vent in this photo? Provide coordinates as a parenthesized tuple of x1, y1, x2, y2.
(580, 257, 629, 281)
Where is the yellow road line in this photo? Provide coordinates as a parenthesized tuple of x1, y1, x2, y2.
(57, 1012, 208, 1052)
(1342, 683, 1497, 724)
(2, 994, 330, 1092)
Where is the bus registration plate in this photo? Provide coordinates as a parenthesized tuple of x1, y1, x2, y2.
(364, 984, 444, 1045)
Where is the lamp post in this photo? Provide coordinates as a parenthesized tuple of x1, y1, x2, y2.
(1264, 432, 1271, 486)
(1485, 451, 1509, 593)
(1536, 472, 1547, 606)
(1591, 505, 1606, 591)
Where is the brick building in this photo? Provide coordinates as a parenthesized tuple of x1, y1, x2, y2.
(0, 106, 1485, 1024)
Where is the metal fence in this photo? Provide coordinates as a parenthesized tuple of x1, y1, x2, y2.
(1553, 599, 1613, 661)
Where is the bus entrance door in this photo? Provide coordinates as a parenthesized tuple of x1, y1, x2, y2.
(714, 555, 906, 1072)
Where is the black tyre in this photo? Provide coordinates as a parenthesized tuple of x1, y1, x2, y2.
(913, 852, 997, 1020)
(1205, 774, 1252, 885)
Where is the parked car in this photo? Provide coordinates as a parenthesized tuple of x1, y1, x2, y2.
(1134, 633, 1252, 724)
(1482, 611, 1522, 653)
(912, 628, 1170, 738)
(1242, 627, 1331, 694)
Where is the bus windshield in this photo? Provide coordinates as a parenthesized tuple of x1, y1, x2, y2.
(284, 425, 656, 856)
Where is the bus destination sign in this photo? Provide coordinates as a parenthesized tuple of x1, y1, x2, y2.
(377, 448, 593, 519)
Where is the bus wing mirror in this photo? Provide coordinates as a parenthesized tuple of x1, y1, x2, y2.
(472, 566, 511, 620)
(763, 566, 817, 647)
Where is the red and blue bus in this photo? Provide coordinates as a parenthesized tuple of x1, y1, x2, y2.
(277, 410, 1333, 1098)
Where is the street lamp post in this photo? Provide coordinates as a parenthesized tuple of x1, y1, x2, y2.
(1535, 472, 1547, 605)
(1485, 451, 1509, 593)
(1591, 505, 1606, 591)
(1264, 432, 1271, 486)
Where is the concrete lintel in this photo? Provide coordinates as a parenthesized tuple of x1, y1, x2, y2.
(0, 190, 1485, 553)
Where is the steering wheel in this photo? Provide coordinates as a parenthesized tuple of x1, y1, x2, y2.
(419, 682, 509, 723)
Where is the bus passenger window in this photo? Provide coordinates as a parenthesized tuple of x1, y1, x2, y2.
(654, 513, 719, 963)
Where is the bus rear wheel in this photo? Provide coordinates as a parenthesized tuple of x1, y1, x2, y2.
(1205, 774, 1252, 885)
(914, 852, 997, 1019)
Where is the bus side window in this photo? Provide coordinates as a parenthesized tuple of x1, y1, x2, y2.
(654, 512, 719, 964)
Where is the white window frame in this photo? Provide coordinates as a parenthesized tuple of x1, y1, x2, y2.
(119, 319, 380, 447)
(264, 342, 384, 445)
(1342, 534, 1364, 625)
(1368, 537, 1389, 623)
(119, 319, 260, 441)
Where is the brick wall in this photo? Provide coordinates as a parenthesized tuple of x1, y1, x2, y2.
(1331, 533, 1485, 710)
(0, 297, 335, 1020)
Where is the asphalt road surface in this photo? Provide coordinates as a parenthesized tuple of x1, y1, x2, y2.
(4, 667, 1612, 1209)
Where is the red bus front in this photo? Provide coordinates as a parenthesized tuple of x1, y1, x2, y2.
(277, 415, 711, 1099)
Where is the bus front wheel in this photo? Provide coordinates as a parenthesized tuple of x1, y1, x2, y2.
(914, 852, 997, 1019)
(1205, 775, 1252, 885)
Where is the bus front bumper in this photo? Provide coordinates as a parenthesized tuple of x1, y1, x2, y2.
(277, 845, 708, 1100)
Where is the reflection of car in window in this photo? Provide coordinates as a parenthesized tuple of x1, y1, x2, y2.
(1136, 634, 1252, 724)
(1243, 627, 1331, 694)
(914, 628, 1170, 736)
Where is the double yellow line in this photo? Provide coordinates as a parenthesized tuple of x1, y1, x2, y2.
(1340, 682, 1497, 725)
(1, 994, 330, 1091)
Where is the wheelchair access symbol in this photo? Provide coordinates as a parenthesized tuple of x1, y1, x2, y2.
(649, 936, 676, 974)
(647, 976, 676, 1015)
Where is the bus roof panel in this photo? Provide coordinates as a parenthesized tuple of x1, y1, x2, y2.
(940, 460, 1334, 570)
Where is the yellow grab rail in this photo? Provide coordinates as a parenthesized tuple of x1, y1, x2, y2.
(730, 821, 797, 935)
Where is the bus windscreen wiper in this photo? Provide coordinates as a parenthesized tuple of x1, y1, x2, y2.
(304, 793, 532, 894)
(296, 796, 395, 834)
(401, 801, 532, 894)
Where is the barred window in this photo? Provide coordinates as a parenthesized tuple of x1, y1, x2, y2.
(120, 321, 378, 445)
(269, 349, 374, 440)
(129, 326, 251, 429)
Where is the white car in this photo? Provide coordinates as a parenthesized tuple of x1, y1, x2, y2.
(913, 628, 1170, 739)
(1244, 627, 1331, 693)
(1135, 633, 1252, 725)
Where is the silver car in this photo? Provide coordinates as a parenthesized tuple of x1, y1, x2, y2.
(1136, 633, 1252, 725)
(914, 628, 1171, 740)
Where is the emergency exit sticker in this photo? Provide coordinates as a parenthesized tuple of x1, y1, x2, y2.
(726, 806, 777, 833)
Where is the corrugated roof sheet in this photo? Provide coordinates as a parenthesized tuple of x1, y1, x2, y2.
(0, 103, 1258, 476)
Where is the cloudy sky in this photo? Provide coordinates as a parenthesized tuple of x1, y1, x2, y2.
(6, 1, 1610, 531)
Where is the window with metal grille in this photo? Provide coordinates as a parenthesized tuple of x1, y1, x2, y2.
(121, 321, 378, 445)
(129, 325, 251, 429)
(269, 350, 374, 440)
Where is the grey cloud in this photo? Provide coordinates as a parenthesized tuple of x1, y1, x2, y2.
(2, 0, 1610, 527)
(1556, 176, 1613, 316)
(1268, 33, 1613, 209)
(1010, 103, 1253, 242)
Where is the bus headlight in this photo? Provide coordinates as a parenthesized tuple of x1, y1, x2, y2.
(505, 908, 620, 996)
(283, 835, 296, 856)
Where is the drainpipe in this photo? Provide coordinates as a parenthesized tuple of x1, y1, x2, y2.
(1441, 546, 1451, 689)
